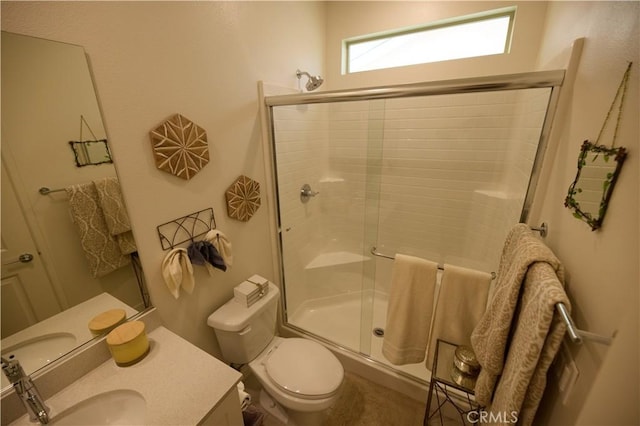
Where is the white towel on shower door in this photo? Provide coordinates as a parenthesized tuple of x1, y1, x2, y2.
(382, 254, 438, 365)
(425, 264, 492, 368)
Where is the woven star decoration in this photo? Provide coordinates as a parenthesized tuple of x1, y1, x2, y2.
(225, 175, 261, 222)
(150, 114, 209, 180)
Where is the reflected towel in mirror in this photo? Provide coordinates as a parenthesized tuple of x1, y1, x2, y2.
(65, 183, 131, 277)
(94, 176, 137, 255)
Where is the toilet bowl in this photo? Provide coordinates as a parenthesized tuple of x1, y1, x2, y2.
(207, 282, 344, 424)
(250, 336, 343, 412)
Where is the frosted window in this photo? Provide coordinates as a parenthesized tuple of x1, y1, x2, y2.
(345, 9, 514, 73)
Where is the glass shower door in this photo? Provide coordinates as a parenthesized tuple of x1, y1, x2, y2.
(271, 100, 380, 355)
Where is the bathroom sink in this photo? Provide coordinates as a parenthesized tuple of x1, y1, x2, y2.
(1, 333, 77, 388)
(49, 390, 146, 425)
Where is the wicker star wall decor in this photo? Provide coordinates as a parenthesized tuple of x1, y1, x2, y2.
(150, 114, 209, 180)
(225, 175, 261, 222)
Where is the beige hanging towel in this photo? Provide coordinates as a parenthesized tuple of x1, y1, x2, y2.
(94, 176, 137, 255)
(204, 229, 233, 268)
(382, 254, 438, 365)
(66, 183, 131, 278)
(470, 224, 564, 408)
(161, 248, 195, 299)
(488, 262, 569, 426)
(425, 264, 492, 368)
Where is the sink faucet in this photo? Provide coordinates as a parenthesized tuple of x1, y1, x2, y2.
(1, 355, 50, 424)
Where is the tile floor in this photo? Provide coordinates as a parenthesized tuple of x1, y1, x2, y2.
(247, 371, 466, 426)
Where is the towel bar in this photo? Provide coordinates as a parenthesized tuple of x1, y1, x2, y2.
(369, 247, 497, 279)
(556, 303, 614, 345)
(530, 222, 548, 237)
(38, 187, 66, 195)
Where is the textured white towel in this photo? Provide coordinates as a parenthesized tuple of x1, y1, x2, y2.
(425, 264, 492, 368)
(161, 248, 194, 299)
(382, 254, 438, 365)
(205, 229, 233, 268)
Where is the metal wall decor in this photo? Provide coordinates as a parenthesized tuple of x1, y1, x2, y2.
(225, 175, 261, 222)
(149, 114, 209, 180)
(156, 207, 216, 250)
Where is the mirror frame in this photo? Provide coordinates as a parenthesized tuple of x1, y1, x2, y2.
(564, 140, 628, 231)
(68, 139, 113, 167)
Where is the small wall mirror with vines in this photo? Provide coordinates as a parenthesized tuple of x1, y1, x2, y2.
(564, 140, 627, 230)
(564, 62, 632, 231)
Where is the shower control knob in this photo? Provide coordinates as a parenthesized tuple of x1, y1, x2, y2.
(300, 184, 319, 203)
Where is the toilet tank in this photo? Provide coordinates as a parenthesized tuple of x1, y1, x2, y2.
(207, 283, 279, 364)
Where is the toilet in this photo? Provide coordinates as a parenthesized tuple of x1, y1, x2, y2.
(207, 283, 344, 425)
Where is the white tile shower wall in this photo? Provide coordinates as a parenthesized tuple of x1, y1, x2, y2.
(464, 89, 552, 274)
(325, 100, 374, 252)
(273, 103, 330, 315)
(374, 90, 548, 293)
(377, 93, 508, 277)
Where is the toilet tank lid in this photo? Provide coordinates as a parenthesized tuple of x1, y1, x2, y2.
(207, 282, 279, 332)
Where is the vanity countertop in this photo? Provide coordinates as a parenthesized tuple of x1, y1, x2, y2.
(10, 325, 242, 425)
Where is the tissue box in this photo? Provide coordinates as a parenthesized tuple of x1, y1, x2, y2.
(234, 281, 265, 307)
(247, 275, 269, 292)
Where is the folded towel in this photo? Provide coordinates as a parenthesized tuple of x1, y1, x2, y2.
(204, 229, 233, 268)
(93, 177, 137, 255)
(161, 248, 194, 299)
(425, 264, 492, 368)
(471, 224, 563, 407)
(382, 254, 438, 365)
(187, 240, 227, 273)
(65, 183, 130, 278)
(490, 262, 569, 426)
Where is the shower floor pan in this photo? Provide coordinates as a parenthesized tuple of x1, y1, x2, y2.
(288, 290, 430, 382)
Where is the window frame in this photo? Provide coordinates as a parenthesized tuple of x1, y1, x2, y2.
(343, 7, 517, 74)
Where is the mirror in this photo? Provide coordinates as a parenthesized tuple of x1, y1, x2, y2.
(1, 31, 149, 390)
(69, 139, 113, 167)
(564, 140, 628, 230)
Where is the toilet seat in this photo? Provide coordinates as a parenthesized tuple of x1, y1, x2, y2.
(264, 338, 343, 400)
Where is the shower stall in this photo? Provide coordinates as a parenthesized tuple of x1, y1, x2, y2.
(263, 71, 563, 384)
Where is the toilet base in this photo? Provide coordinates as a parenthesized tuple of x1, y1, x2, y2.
(258, 389, 326, 426)
(259, 390, 288, 424)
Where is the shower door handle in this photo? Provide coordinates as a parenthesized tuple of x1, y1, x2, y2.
(300, 184, 319, 203)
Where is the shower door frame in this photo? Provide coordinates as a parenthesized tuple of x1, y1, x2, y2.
(262, 70, 565, 382)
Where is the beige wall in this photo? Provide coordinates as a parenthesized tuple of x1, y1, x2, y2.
(3, 2, 638, 424)
(531, 2, 639, 425)
(1, 1, 326, 357)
